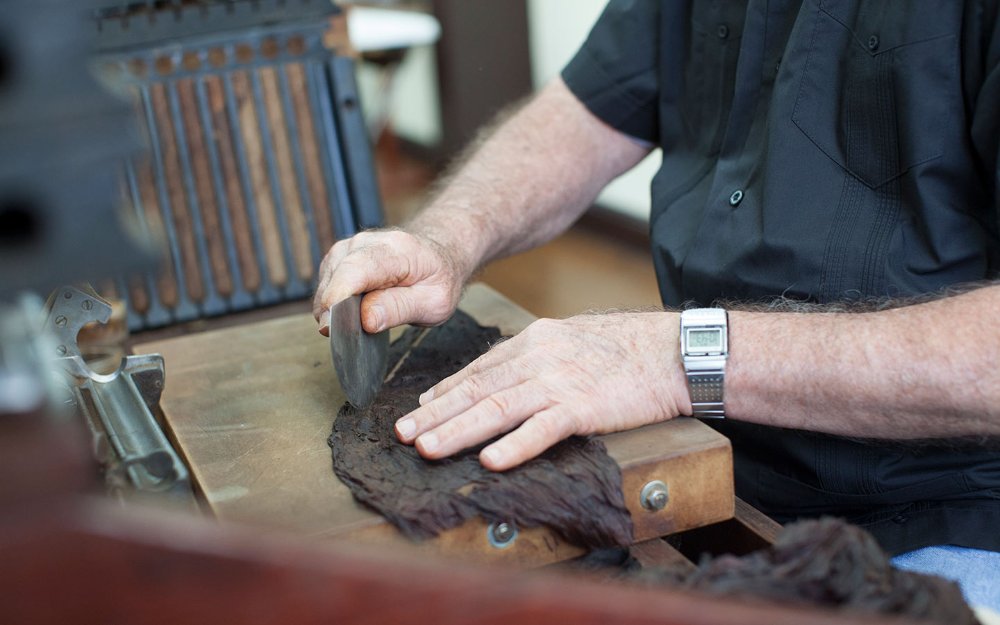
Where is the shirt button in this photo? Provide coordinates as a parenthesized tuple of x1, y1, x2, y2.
(717, 24, 729, 39)
(729, 189, 744, 206)
(868, 34, 879, 51)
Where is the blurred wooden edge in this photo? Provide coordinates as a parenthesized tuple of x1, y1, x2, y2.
(0, 496, 911, 625)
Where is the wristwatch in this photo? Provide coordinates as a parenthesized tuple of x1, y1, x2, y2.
(680, 308, 728, 419)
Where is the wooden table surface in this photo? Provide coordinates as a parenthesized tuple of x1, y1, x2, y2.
(134, 283, 733, 565)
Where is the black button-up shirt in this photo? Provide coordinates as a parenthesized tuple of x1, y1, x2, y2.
(562, 0, 1000, 553)
(563, 0, 1000, 307)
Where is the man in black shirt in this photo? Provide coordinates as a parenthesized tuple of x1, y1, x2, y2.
(314, 0, 1000, 601)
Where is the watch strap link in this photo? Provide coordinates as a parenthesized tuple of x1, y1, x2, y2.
(687, 371, 725, 418)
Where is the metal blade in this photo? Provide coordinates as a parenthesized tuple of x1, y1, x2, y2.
(329, 295, 389, 409)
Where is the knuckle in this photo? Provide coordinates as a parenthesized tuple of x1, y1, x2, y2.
(459, 376, 487, 403)
(413, 405, 442, 431)
(525, 318, 558, 342)
(383, 293, 412, 323)
(384, 229, 411, 247)
(532, 317, 556, 331)
(482, 393, 511, 419)
(331, 238, 351, 254)
(568, 411, 591, 436)
(434, 419, 463, 445)
(535, 411, 569, 440)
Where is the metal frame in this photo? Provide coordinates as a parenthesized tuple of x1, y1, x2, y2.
(96, 9, 383, 330)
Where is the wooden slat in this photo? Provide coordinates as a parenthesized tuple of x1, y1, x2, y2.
(734, 497, 782, 544)
(205, 75, 261, 294)
(135, 156, 179, 309)
(233, 70, 287, 287)
(631, 538, 697, 573)
(260, 65, 312, 282)
(666, 497, 782, 560)
(151, 82, 203, 302)
(287, 61, 336, 250)
(177, 77, 233, 297)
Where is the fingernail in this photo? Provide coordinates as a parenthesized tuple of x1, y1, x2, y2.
(419, 389, 434, 405)
(367, 305, 385, 332)
(395, 418, 415, 439)
(418, 432, 438, 453)
(481, 446, 502, 467)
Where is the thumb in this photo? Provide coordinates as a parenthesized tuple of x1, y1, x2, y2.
(363, 286, 452, 332)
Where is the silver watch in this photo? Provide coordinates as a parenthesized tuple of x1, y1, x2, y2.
(680, 308, 728, 418)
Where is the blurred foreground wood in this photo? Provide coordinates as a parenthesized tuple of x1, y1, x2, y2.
(0, 417, 903, 625)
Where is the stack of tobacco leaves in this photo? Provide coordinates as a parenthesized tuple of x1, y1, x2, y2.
(329, 311, 634, 549)
(637, 518, 979, 624)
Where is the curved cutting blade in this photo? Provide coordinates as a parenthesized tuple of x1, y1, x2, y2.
(329, 295, 389, 409)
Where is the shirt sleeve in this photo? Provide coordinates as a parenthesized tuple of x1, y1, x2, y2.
(560, 0, 661, 144)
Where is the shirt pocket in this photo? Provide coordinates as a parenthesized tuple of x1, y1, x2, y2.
(791, 0, 955, 189)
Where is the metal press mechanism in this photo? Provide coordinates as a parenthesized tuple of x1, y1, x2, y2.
(46, 286, 190, 498)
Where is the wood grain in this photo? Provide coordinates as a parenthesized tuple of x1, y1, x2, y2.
(135, 155, 179, 309)
(134, 284, 733, 566)
(233, 70, 287, 287)
(287, 61, 335, 251)
(666, 497, 783, 560)
(177, 77, 232, 297)
(206, 75, 260, 293)
(151, 82, 203, 302)
(631, 537, 697, 573)
(260, 66, 313, 282)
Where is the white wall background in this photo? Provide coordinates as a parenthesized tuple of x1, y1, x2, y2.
(526, 0, 658, 222)
(356, 44, 443, 147)
(357, 0, 657, 222)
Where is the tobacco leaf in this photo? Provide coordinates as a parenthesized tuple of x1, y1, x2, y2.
(638, 518, 979, 624)
(329, 310, 634, 548)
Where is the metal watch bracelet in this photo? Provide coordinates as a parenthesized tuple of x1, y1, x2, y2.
(680, 308, 728, 419)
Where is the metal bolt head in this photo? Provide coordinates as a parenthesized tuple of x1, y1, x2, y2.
(81, 299, 93, 311)
(487, 521, 518, 548)
(640, 480, 670, 511)
(494, 522, 514, 542)
(56, 345, 67, 356)
(54, 315, 67, 327)
(63, 291, 73, 299)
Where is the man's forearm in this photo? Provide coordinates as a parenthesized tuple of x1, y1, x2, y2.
(726, 284, 1000, 437)
(405, 78, 649, 282)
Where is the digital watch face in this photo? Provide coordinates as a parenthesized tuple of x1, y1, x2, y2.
(686, 327, 723, 353)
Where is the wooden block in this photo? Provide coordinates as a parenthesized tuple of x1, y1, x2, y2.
(134, 284, 733, 567)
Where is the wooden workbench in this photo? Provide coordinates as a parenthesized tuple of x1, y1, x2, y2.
(134, 284, 735, 566)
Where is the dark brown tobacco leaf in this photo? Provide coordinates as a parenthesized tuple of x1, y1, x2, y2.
(329, 310, 634, 549)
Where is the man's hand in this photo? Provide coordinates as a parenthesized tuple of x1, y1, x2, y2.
(393, 312, 692, 471)
(313, 230, 465, 335)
